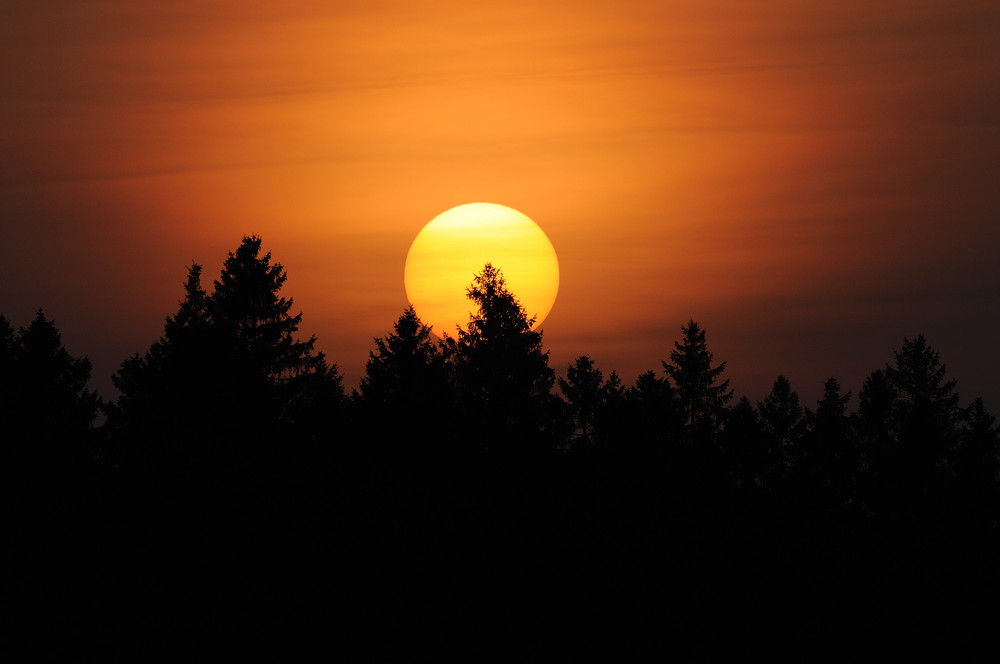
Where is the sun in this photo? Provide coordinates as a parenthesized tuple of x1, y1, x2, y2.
(404, 203, 559, 338)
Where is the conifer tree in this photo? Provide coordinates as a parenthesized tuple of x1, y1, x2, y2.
(594, 370, 627, 448)
(952, 398, 1000, 531)
(662, 320, 732, 443)
(361, 306, 445, 407)
(0, 315, 16, 423)
(616, 370, 680, 456)
(209, 236, 331, 389)
(1, 310, 99, 470)
(885, 335, 960, 444)
(559, 356, 605, 446)
(359, 305, 449, 447)
(720, 397, 766, 491)
(453, 263, 559, 454)
(757, 374, 804, 479)
(885, 335, 961, 506)
(803, 377, 856, 502)
(109, 237, 342, 470)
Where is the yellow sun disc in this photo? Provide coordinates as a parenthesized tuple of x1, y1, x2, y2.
(404, 202, 559, 338)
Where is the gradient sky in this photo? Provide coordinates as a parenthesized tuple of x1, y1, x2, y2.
(2, 0, 998, 408)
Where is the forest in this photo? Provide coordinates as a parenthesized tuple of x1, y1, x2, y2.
(4, 235, 999, 659)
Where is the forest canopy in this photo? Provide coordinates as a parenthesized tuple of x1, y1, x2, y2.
(4, 235, 998, 658)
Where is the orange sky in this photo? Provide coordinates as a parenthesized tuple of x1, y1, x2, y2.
(2, 1, 998, 407)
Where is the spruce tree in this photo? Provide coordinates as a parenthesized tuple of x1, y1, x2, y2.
(622, 370, 678, 452)
(359, 305, 449, 449)
(757, 374, 804, 480)
(452, 263, 559, 454)
(1, 310, 99, 472)
(885, 335, 961, 509)
(662, 319, 732, 443)
(559, 356, 605, 446)
(803, 377, 856, 503)
(720, 397, 766, 491)
(109, 237, 342, 472)
(361, 306, 445, 408)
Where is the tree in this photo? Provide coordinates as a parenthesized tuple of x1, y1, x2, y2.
(559, 356, 605, 446)
(952, 398, 1000, 533)
(720, 397, 766, 491)
(886, 335, 961, 509)
(662, 320, 732, 444)
(108, 236, 342, 472)
(452, 263, 560, 454)
(361, 306, 445, 407)
(757, 374, 804, 481)
(0, 315, 17, 422)
(0, 310, 100, 470)
(609, 370, 682, 461)
(358, 305, 450, 449)
(856, 369, 896, 450)
(208, 236, 334, 394)
(594, 370, 627, 448)
(803, 378, 856, 503)
(885, 335, 960, 445)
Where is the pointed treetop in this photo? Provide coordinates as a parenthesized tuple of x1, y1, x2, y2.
(462, 263, 536, 340)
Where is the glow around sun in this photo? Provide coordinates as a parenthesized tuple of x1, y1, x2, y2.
(404, 203, 559, 338)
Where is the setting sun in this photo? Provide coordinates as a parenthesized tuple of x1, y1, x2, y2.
(404, 203, 559, 337)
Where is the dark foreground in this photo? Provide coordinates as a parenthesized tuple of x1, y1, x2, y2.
(7, 438, 998, 661)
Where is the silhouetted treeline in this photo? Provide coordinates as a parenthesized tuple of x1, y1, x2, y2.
(4, 236, 999, 658)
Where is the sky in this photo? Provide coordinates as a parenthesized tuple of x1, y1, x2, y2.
(2, 0, 998, 409)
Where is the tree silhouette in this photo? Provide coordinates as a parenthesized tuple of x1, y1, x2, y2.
(757, 374, 804, 483)
(952, 398, 1000, 533)
(663, 320, 732, 444)
(209, 237, 327, 382)
(720, 396, 766, 491)
(802, 377, 856, 506)
(10, 231, 1000, 658)
(886, 335, 960, 442)
(452, 263, 561, 455)
(593, 370, 628, 449)
(210, 237, 343, 443)
(0, 310, 99, 468)
(361, 306, 446, 408)
(358, 305, 451, 453)
(618, 370, 681, 457)
(107, 264, 214, 461)
(885, 335, 961, 513)
(0, 315, 18, 430)
(108, 236, 342, 473)
(559, 355, 605, 447)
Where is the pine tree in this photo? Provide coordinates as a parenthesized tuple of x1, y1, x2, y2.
(594, 370, 627, 448)
(885, 335, 961, 508)
(359, 305, 449, 448)
(452, 263, 559, 454)
(757, 374, 804, 480)
(108, 263, 223, 465)
(618, 370, 680, 456)
(952, 398, 1000, 532)
(209, 236, 330, 388)
(803, 377, 856, 503)
(663, 319, 732, 443)
(1, 310, 99, 471)
(720, 396, 766, 491)
(0, 315, 17, 423)
(559, 356, 605, 446)
(109, 237, 342, 472)
(361, 306, 445, 406)
(886, 335, 960, 445)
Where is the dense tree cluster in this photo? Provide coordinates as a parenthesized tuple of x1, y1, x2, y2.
(4, 236, 999, 658)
